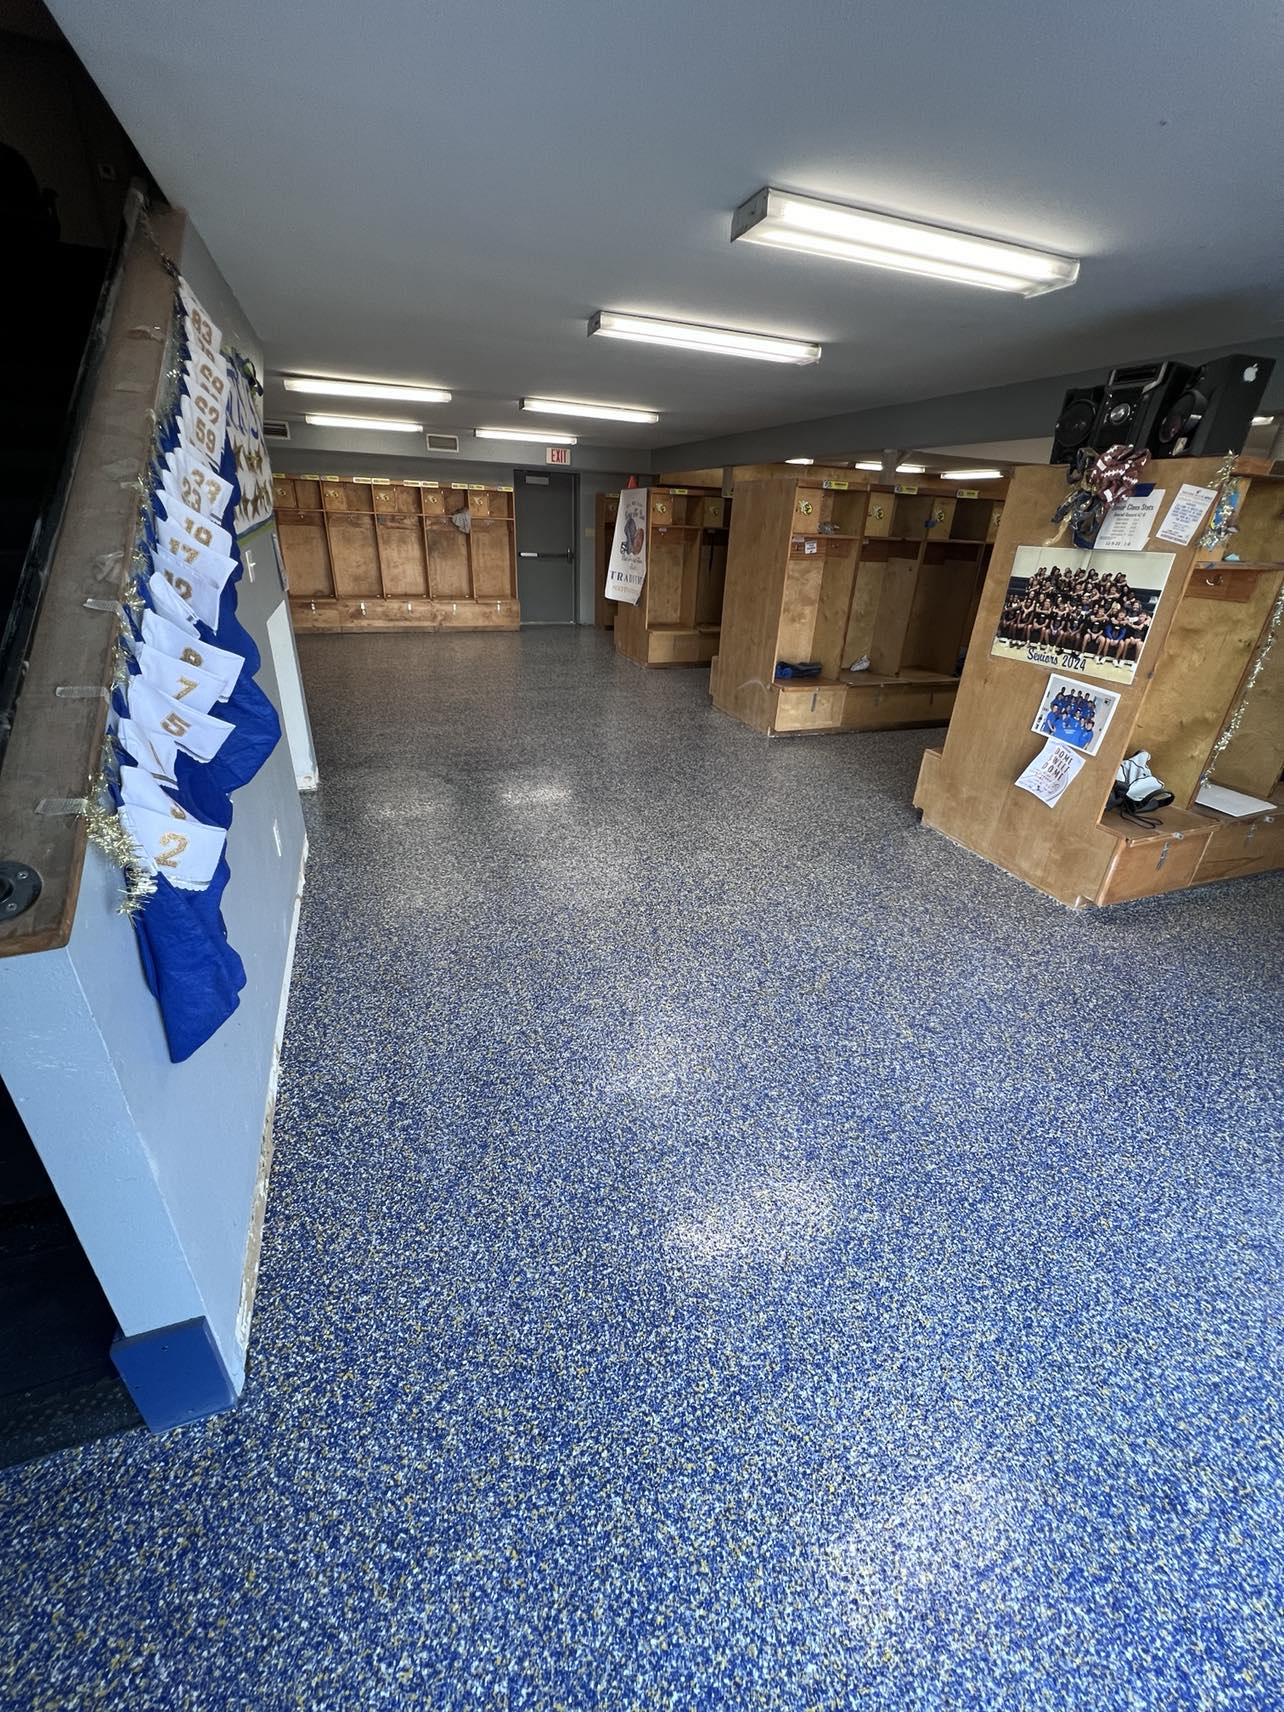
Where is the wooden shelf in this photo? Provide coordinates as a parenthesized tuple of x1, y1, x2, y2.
(275, 472, 518, 623)
(614, 486, 730, 668)
(913, 460, 1284, 908)
(1193, 559, 1283, 572)
(1099, 805, 1213, 845)
(714, 475, 1004, 736)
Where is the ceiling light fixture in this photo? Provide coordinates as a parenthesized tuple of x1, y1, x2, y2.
(732, 188, 1080, 297)
(589, 310, 821, 366)
(521, 397, 659, 425)
(940, 467, 1004, 480)
(855, 460, 925, 474)
(286, 376, 451, 403)
(475, 426, 578, 445)
(785, 457, 814, 465)
(304, 413, 423, 432)
(1253, 415, 1275, 426)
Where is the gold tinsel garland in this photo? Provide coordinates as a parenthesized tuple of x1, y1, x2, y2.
(75, 280, 187, 917)
(1200, 577, 1284, 787)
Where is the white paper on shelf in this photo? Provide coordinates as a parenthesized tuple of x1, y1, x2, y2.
(1195, 782, 1278, 818)
(1014, 738, 1086, 807)
(1094, 489, 1165, 551)
(1156, 483, 1218, 546)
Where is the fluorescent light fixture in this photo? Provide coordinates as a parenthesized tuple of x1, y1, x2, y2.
(521, 397, 659, 425)
(941, 467, 1004, 480)
(304, 413, 423, 432)
(732, 188, 1079, 297)
(1253, 415, 1275, 426)
(785, 457, 814, 465)
(855, 460, 925, 474)
(589, 309, 821, 365)
(285, 376, 451, 404)
(475, 426, 578, 445)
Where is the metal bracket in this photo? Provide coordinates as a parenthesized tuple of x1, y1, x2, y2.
(0, 861, 42, 920)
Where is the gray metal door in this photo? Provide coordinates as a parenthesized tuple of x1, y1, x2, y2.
(515, 471, 576, 624)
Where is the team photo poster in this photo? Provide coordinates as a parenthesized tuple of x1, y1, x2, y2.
(991, 547, 1174, 686)
(1030, 672, 1120, 758)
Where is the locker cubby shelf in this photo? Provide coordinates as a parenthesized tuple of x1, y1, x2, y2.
(275, 474, 519, 633)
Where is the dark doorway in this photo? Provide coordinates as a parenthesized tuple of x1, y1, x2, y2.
(0, 1081, 139, 1466)
(514, 470, 576, 624)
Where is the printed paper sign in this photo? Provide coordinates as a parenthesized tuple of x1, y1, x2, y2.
(1094, 488, 1165, 552)
(141, 608, 243, 699)
(1156, 483, 1219, 546)
(1030, 672, 1120, 758)
(129, 679, 235, 763)
(136, 642, 227, 714)
(991, 545, 1174, 686)
(1015, 738, 1086, 807)
(604, 488, 649, 604)
(121, 803, 226, 890)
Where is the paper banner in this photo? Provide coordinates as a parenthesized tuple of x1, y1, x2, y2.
(119, 763, 196, 820)
(604, 488, 648, 604)
(121, 803, 227, 891)
(155, 494, 234, 562)
(128, 679, 235, 763)
(141, 608, 243, 700)
(161, 447, 234, 520)
(151, 555, 221, 630)
(178, 283, 222, 361)
(118, 715, 178, 782)
(135, 642, 227, 715)
(147, 570, 200, 633)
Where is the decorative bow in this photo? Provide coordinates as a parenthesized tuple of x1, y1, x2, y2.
(1050, 444, 1151, 547)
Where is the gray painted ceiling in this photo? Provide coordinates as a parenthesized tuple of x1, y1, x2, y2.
(50, 0, 1284, 452)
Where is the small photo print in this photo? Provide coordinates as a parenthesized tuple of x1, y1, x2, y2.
(1030, 672, 1120, 758)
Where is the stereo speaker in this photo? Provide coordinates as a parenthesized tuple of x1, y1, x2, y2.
(1049, 387, 1103, 464)
(1150, 354, 1274, 458)
(1092, 361, 1186, 455)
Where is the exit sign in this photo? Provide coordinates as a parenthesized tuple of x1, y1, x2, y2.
(546, 446, 571, 465)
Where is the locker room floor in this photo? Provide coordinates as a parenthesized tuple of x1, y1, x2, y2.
(2, 628, 1282, 1711)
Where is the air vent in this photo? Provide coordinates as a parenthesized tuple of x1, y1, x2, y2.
(263, 418, 291, 440)
(426, 432, 460, 453)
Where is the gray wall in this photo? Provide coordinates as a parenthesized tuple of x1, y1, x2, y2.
(0, 219, 308, 1391)
(274, 441, 650, 627)
(652, 335, 1284, 472)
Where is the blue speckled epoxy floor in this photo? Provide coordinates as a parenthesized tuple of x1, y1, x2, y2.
(2, 627, 1283, 1710)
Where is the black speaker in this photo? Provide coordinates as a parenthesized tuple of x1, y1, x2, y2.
(1092, 360, 1187, 454)
(1050, 386, 1103, 464)
(1150, 353, 1274, 458)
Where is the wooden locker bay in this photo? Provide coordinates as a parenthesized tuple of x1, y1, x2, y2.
(275, 474, 520, 632)
(915, 459, 1284, 907)
(712, 474, 1005, 733)
(613, 486, 731, 666)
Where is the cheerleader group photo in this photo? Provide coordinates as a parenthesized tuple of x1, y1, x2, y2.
(990, 546, 1173, 686)
(1030, 671, 1120, 758)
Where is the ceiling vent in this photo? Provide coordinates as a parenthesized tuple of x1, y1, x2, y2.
(262, 418, 291, 440)
(426, 432, 460, 453)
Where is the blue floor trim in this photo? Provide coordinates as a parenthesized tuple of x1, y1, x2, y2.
(1, 630, 1281, 1710)
(111, 1316, 237, 1433)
